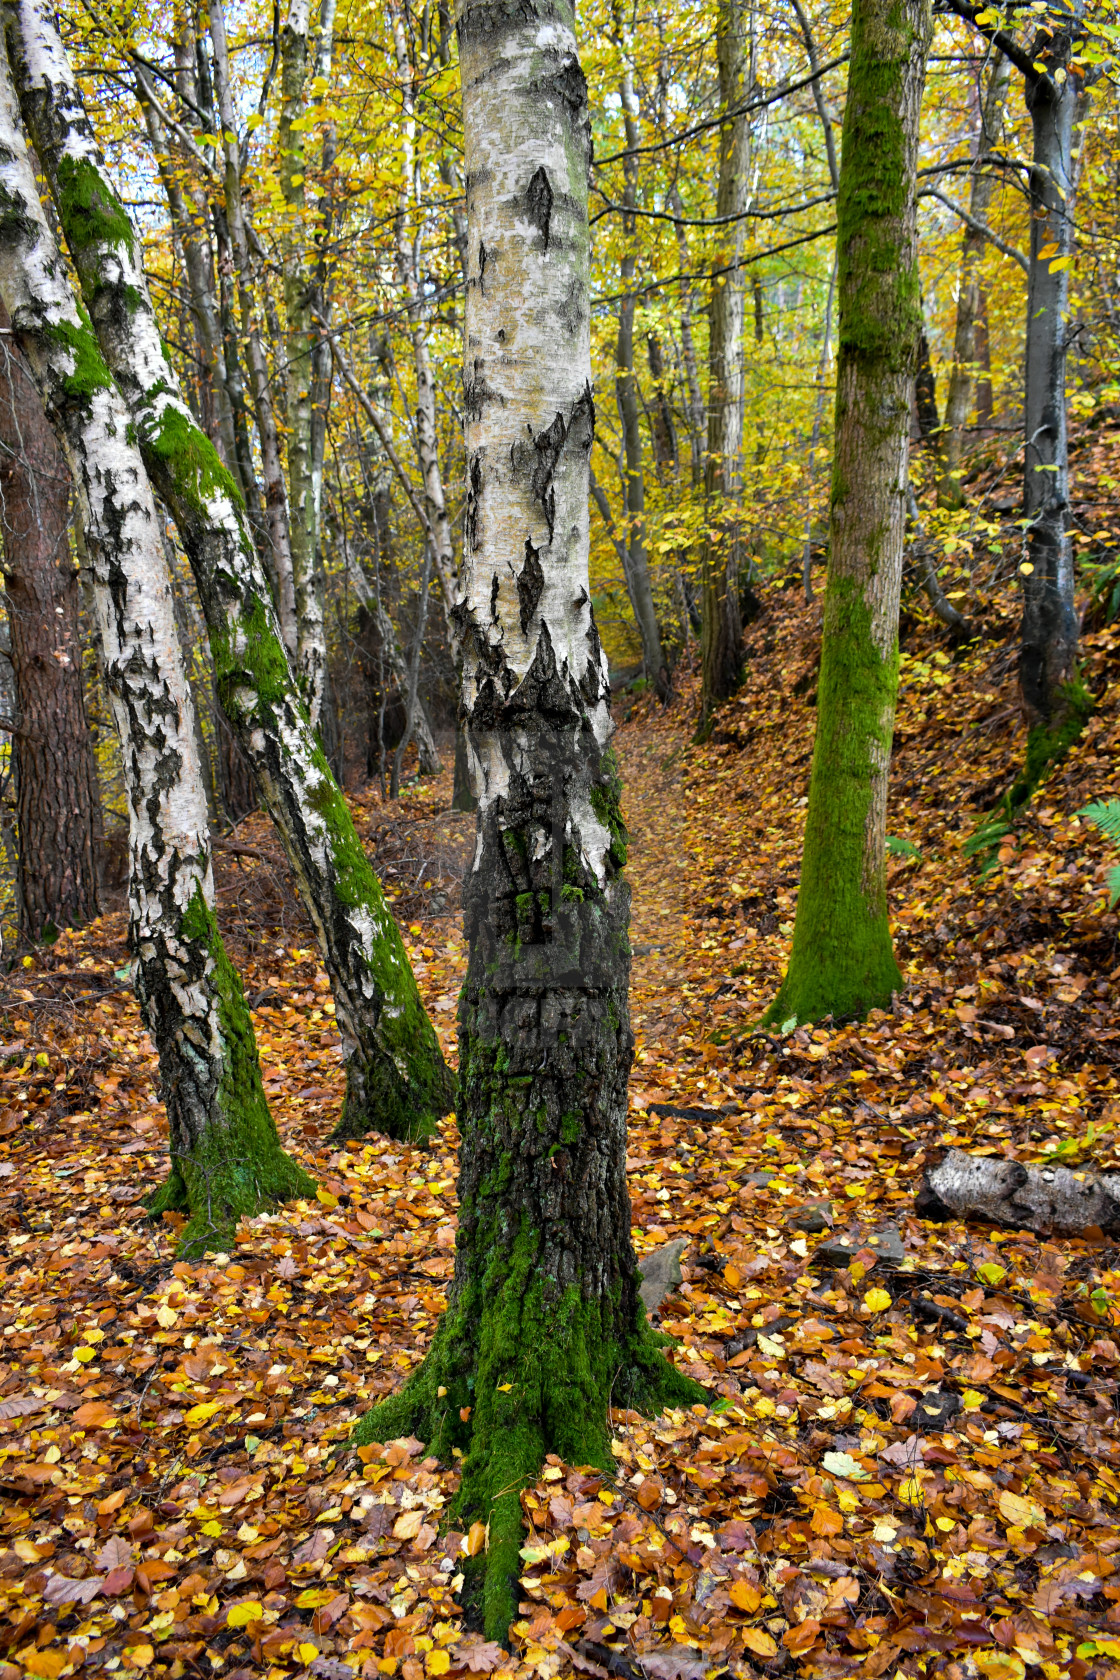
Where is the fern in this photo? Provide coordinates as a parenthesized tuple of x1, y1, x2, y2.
(1079, 799, 1120, 907)
(886, 835, 921, 860)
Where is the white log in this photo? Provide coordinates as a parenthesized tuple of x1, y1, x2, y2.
(918, 1147, 1120, 1237)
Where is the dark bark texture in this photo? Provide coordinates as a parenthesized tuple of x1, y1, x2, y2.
(0, 302, 98, 940)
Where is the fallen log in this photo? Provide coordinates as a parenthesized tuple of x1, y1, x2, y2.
(917, 1147, 1120, 1238)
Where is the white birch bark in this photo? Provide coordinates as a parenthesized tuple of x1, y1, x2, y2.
(0, 51, 311, 1250)
(7, 0, 452, 1141)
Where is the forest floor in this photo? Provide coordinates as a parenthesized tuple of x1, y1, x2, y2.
(1, 554, 1119, 1680)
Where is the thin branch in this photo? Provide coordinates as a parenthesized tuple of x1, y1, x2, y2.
(933, 0, 1039, 83)
(590, 187, 836, 229)
(921, 186, 1029, 273)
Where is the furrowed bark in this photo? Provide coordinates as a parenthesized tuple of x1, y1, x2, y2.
(0, 55, 312, 1254)
(939, 52, 1010, 508)
(353, 0, 704, 1640)
(0, 303, 100, 940)
(918, 1148, 1120, 1238)
(765, 0, 930, 1027)
(698, 0, 750, 731)
(7, 0, 453, 1142)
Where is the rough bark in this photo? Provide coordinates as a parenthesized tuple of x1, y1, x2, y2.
(7, 0, 453, 1142)
(613, 64, 668, 698)
(1015, 10, 1088, 792)
(939, 53, 1010, 507)
(918, 1147, 1120, 1238)
(0, 301, 99, 939)
(339, 529, 442, 776)
(354, 0, 703, 1639)
(765, 0, 930, 1027)
(0, 53, 312, 1253)
(698, 0, 751, 730)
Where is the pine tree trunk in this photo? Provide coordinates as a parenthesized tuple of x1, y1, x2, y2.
(1014, 15, 1087, 796)
(0, 306, 100, 940)
(765, 0, 930, 1028)
(0, 61, 313, 1254)
(698, 0, 750, 730)
(939, 53, 1010, 508)
(353, 0, 702, 1638)
(8, 0, 452, 1143)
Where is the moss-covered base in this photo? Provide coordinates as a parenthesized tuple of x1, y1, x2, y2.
(146, 1142, 315, 1260)
(760, 937, 903, 1031)
(1006, 678, 1094, 813)
(353, 1288, 704, 1643)
(330, 1050, 454, 1145)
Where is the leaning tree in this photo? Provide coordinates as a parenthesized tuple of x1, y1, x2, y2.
(353, 0, 704, 1638)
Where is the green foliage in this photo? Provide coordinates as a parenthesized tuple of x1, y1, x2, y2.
(886, 834, 921, 859)
(1078, 798, 1120, 907)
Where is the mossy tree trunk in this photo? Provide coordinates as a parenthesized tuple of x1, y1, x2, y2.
(765, 0, 930, 1028)
(0, 302, 100, 941)
(698, 0, 751, 733)
(0, 58, 313, 1255)
(8, 0, 452, 1143)
(352, 0, 704, 1640)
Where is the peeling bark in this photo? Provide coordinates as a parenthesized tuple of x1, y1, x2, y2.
(919, 1147, 1120, 1238)
(7, 0, 452, 1142)
(353, 0, 703, 1640)
(0, 53, 312, 1253)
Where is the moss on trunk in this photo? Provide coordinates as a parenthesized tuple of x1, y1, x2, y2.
(146, 886, 315, 1257)
(764, 0, 929, 1028)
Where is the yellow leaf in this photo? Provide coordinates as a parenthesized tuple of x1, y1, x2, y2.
(741, 1629, 779, 1659)
(296, 1589, 336, 1608)
(465, 1521, 487, 1557)
(975, 1653, 1025, 1680)
(998, 1489, 1045, 1531)
(156, 1305, 178, 1329)
(427, 1653, 451, 1676)
(899, 1474, 924, 1507)
(200, 1521, 222, 1538)
(74, 1347, 95, 1363)
(124, 1645, 155, 1670)
(185, 1402, 222, 1427)
(863, 1288, 892, 1313)
(393, 1509, 423, 1541)
(1048, 255, 1073, 272)
(316, 1189, 338, 1208)
(227, 1601, 263, 1628)
(299, 1645, 321, 1666)
(496, 1382, 513, 1392)
(19, 1650, 67, 1679)
(729, 1580, 760, 1613)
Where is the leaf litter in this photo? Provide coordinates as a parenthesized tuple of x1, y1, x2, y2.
(0, 554, 1119, 1680)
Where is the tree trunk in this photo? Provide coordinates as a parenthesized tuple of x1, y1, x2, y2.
(339, 528, 442, 777)
(9, 0, 453, 1143)
(0, 305, 99, 940)
(765, 0, 930, 1028)
(614, 66, 668, 698)
(918, 1148, 1120, 1239)
(354, 0, 702, 1638)
(939, 53, 1010, 507)
(1014, 13, 1088, 798)
(0, 60, 312, 1254)
(698, 0, 751, 731)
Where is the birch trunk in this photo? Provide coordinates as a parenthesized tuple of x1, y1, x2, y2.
(1014, 11, 1088, 796)
(698, 0, 750, 730)
(0, 304, 100, 938)
(939, 53, 1010, 508)
(0, 58, 313, 1254)
(354, 0, 702, 1638)
(765, 0, 930, 1028)
(8, 0, 452, 1143)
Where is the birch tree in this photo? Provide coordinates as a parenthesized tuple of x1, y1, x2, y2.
(765, 0, 930, 1027)
(0, 54, 313, 1254)
(7, 0, 452, 1143)
(353, 0, 702, 1637)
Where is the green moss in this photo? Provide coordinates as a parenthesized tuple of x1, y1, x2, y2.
(147, 884, 315, 1257)
(56, 156, 135, 261)
(1006, 675, 1094, 812)
(46, 312, 113, 401)
(351, 1212, 704, 1641)
(590, 750, 629, 869)
(763, 575, 902, 1027)
(146, 402, 245, 514)
(560, 1113, 580, 1144)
